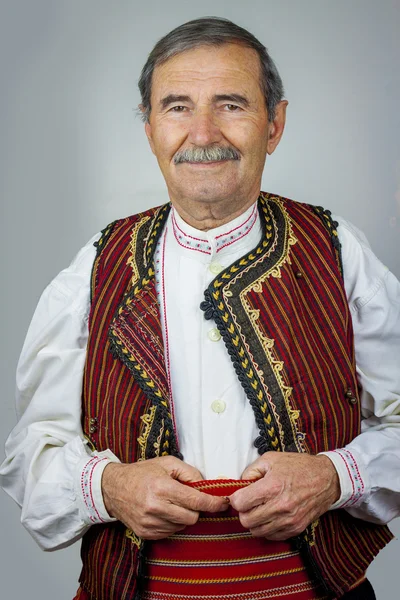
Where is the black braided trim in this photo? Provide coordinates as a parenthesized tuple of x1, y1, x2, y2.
(93, 219, 118, 255)
(144, 203, 171, 267)
(201, 289, 275, 455)
(312, 205, 344, 277)
(90, 220, 118, 303)
(200, 195, 282, 454)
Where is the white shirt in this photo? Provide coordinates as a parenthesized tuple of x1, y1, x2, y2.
(1, 202, 400, 550)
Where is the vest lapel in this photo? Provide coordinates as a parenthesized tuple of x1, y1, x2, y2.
(201, 194, 299, 454)
(108, 203, 180, 457)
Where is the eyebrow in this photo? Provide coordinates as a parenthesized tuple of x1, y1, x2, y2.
(160, 94, 192, 110)
(212, 94, 250, 107)
(159, 93, 250, 110)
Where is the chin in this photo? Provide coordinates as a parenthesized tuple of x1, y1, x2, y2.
(176, 182, 239, 204)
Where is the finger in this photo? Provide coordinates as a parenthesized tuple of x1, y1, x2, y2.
(168, 481, 229, 513)
(156, 501, 200, 527)
(237, 501, 277, 530)
(247, 509, 308, 539)
(250, 523, 303, 541)
(125, 502, 199, 539)
(133, 515, 188, 540)
(230, 477, 277, 513)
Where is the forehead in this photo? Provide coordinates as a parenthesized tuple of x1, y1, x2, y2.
(151, 43, 263, 100)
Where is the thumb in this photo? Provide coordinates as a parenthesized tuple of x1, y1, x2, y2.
(241, 457, 270, 481)
(194, 490, 230, 513)
(166, 457, 204, 483)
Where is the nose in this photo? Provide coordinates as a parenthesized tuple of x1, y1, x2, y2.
(187, 108, 222, 147)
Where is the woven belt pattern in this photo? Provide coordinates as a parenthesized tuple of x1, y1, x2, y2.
(143, 480, 327, 600)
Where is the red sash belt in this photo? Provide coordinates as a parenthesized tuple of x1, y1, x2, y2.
(143, 480, 327, 600)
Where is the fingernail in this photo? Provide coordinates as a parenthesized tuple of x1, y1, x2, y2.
(224, 496, 230, 503)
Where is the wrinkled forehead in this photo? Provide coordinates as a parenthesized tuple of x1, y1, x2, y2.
(150, 43, 264, 103)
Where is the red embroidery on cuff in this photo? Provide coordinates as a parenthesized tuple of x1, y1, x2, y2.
(333, 449, 365, 508)
(81, 456, 108, 523)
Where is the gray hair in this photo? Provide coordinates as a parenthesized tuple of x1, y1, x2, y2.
(138, 17, 284, 123)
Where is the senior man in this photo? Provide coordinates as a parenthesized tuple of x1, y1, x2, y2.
(1, 16, 400, 600)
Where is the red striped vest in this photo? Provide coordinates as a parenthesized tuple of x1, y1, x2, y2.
(79, 193, 392, 600)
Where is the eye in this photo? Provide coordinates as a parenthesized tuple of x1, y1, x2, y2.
(224, 104, 241, 112)
(169, 105, 188, 113)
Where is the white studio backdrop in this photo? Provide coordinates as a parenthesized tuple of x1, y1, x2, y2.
(0, 1, 399, 598)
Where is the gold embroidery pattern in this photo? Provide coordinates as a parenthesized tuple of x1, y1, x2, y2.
(193, 480, 250, 492)
(144, 566, 305, 584)
(137, 405, 157, 461)
(168, 532, 253, 542)
(198, 516, 239, 522)
(305, 519, 319, 546)
(146, 550, 299, 566)
(128, 204, 170, 298)
(153, 418, 165, 457)
(244, 306, 304, 452)
(127, 216, 150, 286)
(125, 528, 143, 549)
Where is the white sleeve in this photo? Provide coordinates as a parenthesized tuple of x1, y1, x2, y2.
(0, 233, 120, 551)
(321, 216, 400, 524)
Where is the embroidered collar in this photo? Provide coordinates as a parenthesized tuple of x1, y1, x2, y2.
(170, 202, 260, 259)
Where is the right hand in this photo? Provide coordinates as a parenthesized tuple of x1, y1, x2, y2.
(101, 456, 229, 540)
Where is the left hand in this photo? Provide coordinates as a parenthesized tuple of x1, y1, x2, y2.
(229, 452, 340, 541)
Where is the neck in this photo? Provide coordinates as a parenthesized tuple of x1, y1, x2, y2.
(170, 194, 259, 231)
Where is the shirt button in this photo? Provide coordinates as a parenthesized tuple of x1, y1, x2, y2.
(211, 399, 226, 414)
(209, 263, 224, 275)
(208, 328, 221, 342)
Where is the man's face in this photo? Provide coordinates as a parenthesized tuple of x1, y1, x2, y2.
(144, 43, 286, 210)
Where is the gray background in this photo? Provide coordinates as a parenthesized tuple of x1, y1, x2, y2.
(1, 1, 399, 598)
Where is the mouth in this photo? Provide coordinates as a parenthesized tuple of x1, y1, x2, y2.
(181, 160, 230, 167)
(180, 159, 234, 167)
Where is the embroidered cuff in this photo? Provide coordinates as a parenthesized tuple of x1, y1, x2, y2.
(319, 448, 367, 510)
(76, 450, 120, 524)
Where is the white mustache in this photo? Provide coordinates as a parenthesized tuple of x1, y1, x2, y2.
(173, 146, 241, 164)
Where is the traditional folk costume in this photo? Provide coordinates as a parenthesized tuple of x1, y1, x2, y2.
(74, 193, 392, 600)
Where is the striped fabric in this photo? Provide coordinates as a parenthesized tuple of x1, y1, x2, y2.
(78, 194, 392, 600)
(143, 479, 326, 600)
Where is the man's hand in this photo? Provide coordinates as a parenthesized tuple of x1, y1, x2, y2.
(101, 456, 229, 540)
(229, 452, 340, 541)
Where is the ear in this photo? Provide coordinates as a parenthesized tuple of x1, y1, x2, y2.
(144, 121, 156, 155)
(267, 100, 288, 155)
(139, 104, 156, 155)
